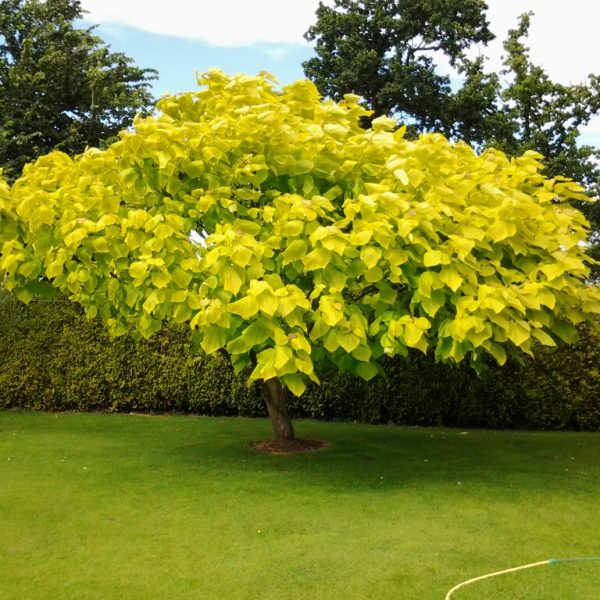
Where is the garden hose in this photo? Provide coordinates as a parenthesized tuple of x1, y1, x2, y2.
(445, 556, 600, 599)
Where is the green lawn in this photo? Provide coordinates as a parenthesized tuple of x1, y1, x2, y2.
(1, 412, 599, 599)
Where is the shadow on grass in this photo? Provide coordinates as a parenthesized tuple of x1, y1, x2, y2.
(2, 412, 597, 496)
(168, 419, 599, 494)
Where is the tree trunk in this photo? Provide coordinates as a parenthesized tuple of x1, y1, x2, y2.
(261, 378, 295, 443)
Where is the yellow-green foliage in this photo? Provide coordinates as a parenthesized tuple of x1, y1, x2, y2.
(1, 70, 599, 396)
(1, 294, 599, 430)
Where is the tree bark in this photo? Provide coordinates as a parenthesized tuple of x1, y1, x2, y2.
(261, 378, 295, 443)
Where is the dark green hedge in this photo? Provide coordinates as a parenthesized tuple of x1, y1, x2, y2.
(0, 293, 262, 416)
(1, 292, 599, 430)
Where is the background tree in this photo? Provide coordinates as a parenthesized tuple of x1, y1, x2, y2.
(0, 0, 157, 181)
(303, 0, 494, 132)
(1, 71, 598, 447)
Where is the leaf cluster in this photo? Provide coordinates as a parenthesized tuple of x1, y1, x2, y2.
(1, 70, 598, 396)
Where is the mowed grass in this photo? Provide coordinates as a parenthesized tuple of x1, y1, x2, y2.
(1, 412, 599, 599)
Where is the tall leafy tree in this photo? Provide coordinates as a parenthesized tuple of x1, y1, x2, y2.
(0, 0, 157, 181)
(1, 71, 598, 446)
(493, 15, 600, 169)
(303, 0, 494, 131)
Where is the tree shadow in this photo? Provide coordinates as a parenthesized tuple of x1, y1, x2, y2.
(170, 421, 600, 494)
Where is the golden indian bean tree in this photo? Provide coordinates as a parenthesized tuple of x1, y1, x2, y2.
(1, 70, 599, 446)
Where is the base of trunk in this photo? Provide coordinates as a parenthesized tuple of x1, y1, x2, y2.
(262, 378, 295, 442)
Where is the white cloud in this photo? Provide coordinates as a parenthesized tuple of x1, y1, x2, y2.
(582, 118, 600, 136)
(81, 1, 600, 85)
(80, 0, 322, 47)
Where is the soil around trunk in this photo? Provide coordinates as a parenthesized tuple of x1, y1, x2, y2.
(250, 438, 328, 455)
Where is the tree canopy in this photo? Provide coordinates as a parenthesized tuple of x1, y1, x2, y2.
(303, 0, 494, 131)
(0, 0, 157, 181)
(1, 71, 599, 442)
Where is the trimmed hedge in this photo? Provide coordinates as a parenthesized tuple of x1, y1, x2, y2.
(0, 293, 262, 416)
(1, 292, 599, 430)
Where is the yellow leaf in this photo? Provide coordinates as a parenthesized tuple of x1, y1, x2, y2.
(228, 296, 259, 319)
(507, 321, 530, 347)
(364, 266, 383, 283)
(423, 250, 450, 267)
(541, 263, 565, 281)
(394, 169, 409, 186)
(351, 345, 371, 362)
(280, 220, 304, 236)
(151, 270, 171, 289)
(356, 362, 378, 381)
(360, 246, 381, 270)
(171, 290, 188, 303)
(231, 245, 253, 268)
(282, 239, 308, 264)
(537, 289, 556, 309)
(488, 343, 507, 366)
(418, 271, 440, 298)
(290, 334, 311, 355)
(319, 296, 344, 327)
(256, 289, 278, 316)
(302, 247, 331, 271)
(201, 327, 227, 354)
(583, 300, 600, 313)
(294, 159, 314, 175)
(488, 221, 516, 242)
(222, 265, 243, 294)
(439, 269, 463, 292)
(15, 287, 34, 304)
(324, 266, 347, 291)
(129, 261, 149, 280)
(385, 248, 408, 266)
(532, 329, 556, 346)
(274, 345, 293, 369)
(143, 290, 160, 314)
(350, 230, 373, 245)
(64, 228, 87, 248)
(172, 267, 193, 288)
(403, 323, 424, 347)
(338, 332, 360, 353)
(407, 169, 424, 188)
(281, 374, 306, 397)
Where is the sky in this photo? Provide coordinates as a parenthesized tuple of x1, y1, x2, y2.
(79, 0, 600, 147)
